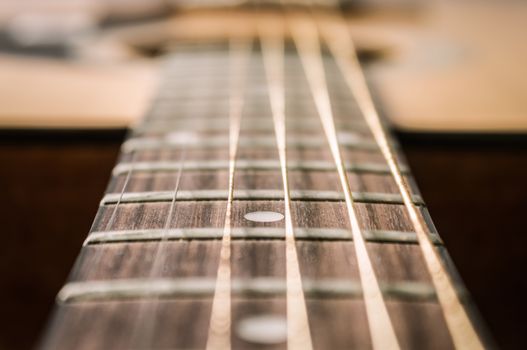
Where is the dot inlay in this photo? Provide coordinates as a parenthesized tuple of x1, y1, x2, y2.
(244, 211, 284, 223)
(236, 314, 287, 344)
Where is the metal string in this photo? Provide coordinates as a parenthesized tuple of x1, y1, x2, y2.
(71, 142, 139, 307)
(104, 151, 137, 233)
(290, 12, 401, 350)
(260, 15, 314, 350)
(127, 52, 207, 348)
(128, 145, 187, 349)
(318, 13, 485, 350)
(206, 38, 252, 350)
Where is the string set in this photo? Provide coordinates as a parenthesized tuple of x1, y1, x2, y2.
(93, 6, 485, 350)
(318, 12, 484, 350)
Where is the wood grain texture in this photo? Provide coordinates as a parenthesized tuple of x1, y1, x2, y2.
(40, 44, 485, 349)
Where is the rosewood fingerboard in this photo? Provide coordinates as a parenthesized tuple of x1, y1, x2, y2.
(41, 27, 490, 349)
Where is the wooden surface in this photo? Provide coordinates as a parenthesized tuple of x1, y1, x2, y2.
(0, 54, 157, 129)
(368, 1, 527, 133)
(40, 45, 488, 349)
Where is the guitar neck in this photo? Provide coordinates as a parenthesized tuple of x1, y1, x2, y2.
(41, 14, 491, 350)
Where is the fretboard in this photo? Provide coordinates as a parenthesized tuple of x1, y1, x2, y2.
(41, 15, 490, 350)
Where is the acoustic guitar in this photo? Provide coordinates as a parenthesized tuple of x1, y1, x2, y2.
(34, 1, 502, 349)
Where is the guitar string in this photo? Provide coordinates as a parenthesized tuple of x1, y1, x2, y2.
(77, 67, 186, 344)
(78, 148, 135, 274)
(69, 143, 138, 304)
(63, 138, 141, 348)
(318, 12, 485, 349)
(73, 6, 481, 350)
(260, 15, 314, 350)
(129, 144, 187, 349)
(78, 71, 182, 345)
(290, 12, 401, 350)
(126, 51, 213, 348)
(104, 150, 136, 232)
(103, 64, 191, 236)
(129, 49, 237, 348)
(206, 38, 252, 350)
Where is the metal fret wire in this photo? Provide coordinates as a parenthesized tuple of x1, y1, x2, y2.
(319, 13, 485, 349)
(290, 13, 400, 350)
(59, 278, 444, 303)
(85, 228, 443, 245)
(206, 39, 252, 350)
(260, 18, 314, 350)
(111, 159, 407, 176)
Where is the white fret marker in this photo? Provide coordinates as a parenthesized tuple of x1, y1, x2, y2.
(244, 211, 284, 223)
(165, 131, 199, 144)
(236, 315, 287, 345)
(338, 131, 361, 144)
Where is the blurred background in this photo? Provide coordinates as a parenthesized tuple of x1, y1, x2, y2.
(0, 0, 526, 349)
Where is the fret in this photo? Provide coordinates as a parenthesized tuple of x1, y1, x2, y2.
(85, 228, 443, 245)
(135, 118, 372, 134)
(159, 69, 346, 82)
(153, 91, 361, 104)
(58, 278, 451, 303)
(112, 160, 407, 175)
(106, 168, 418, 195)
(148, 86, 363, 116)
(118, 145, 394, 165)
(138, 113, 366, 123)
(148, 102, 362, 119)
(160, 60, 343, 76)
(99, 190, 425, 205)
(136, 130, 364, 142)
(106, 169, 419, 194)
(121, 134, 380, 153)
(147, 109, 365, 124)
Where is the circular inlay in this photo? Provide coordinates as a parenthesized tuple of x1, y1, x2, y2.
(337, 131, 361, 144)
(164, 131, 198, 144)
(236, 314, 287, 344)
(244, 211, 284, 223)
